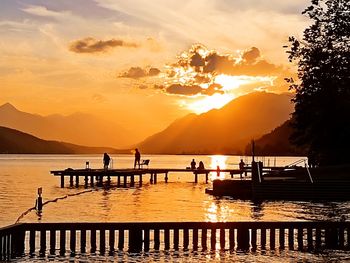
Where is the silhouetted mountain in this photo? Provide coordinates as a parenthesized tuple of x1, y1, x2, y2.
(138, 92, 294, 154)
(245, 120, 306, 156)
(0, 103, 136, 148)
(0, 126, 128, 154)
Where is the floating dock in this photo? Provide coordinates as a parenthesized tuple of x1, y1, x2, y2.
(51, 168, 248, 188)
(207, 162, 350, 200)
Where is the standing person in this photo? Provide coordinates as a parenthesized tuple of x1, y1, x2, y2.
(190, 159, 196, 170)
(134, 148, 141, 169)
(103, 153, 110, 170)
(239, 159, 245, 179)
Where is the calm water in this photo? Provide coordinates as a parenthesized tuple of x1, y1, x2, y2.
(1, 154, 349, 262)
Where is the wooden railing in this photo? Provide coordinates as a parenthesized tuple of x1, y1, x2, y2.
(1, 221, 349, 260)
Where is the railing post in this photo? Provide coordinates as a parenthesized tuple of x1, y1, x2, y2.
(237, 226, 249, 250)
(193, 228, 198, 250)
(297, 228, 303, 250)
(128, 228, 142, 252)
(100, 229, 106, 254)
(261, 228, 266, 249)
(229, 228, 235, 250)
(109, 229, 115, 253)
(29, 230, 35, 255)
(210, 228, 216, 250)
(270, 228, 275, 249)
(279, 228, 285, 249)
(70, 229, 76, 255)
(13, 225, 25, 257)
(50, 230, 56, 255)
(39, 229, 46, 256)
(59, 230, 66, 256)
(90, 229, 96, 253)
(118, 230, 124, 250)
(80, 229, 86, 253)
(164, 229, 170, 250)
(201, 228, 207, 250)
(315, 228, 321, 249)
(220, 228, 225, 250)
(307, 227, 313, 250)
(325, 227, 339, 249)
(174, 228, 179, 250)
(154, 229, 160, 250)
(288, 228, 294, 250)
(144, 229, 150, 251)
(183, 228, 189, 250)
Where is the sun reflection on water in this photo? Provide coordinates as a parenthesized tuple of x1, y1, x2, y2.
(209, 155, 227, 181)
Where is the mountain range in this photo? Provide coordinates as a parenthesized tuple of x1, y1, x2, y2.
(0, 103, 135, 148)
(245, 119, 306, 156)
(0, 92, 298, 154)
(0, 126, 127, 154)
(138, 92, 294, 154)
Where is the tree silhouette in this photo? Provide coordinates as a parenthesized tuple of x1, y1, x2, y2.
(286, 0, 350, 166)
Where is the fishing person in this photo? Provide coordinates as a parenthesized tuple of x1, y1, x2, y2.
(134, 148, 141, 169)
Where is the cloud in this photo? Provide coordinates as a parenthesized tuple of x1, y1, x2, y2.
(166, 84, 203, 96)
(242, 47, 260, 64)
(117, 44, 291, 98)
(172, 44, 285, 77)
(119, 66, 160, 79)
(69, 37, 138, 53)
(22, 5, 70, 18)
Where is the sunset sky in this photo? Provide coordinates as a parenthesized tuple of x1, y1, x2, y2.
(0, 0, 309, 138)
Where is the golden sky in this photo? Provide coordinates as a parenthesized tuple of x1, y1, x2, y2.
(0, 0, 308, 138)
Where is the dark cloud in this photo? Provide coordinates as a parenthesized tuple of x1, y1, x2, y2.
(69, 37, 138, 53)
(119, 67, 161, 79)
(166, 84, 203, 96)
(161, 83, 223, 96)
(242, 47, 260, 64)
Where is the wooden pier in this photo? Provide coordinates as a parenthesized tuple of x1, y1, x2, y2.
(51, 168, 247, 188)
(1, 221, 349, 260)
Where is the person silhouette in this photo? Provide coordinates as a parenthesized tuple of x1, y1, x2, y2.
(134, 148, 141, 169)
(103, 153, 110, 170)
(239, 159, 245, 179)
(190, 159, 196, 170)
(198, 161, 205, 170)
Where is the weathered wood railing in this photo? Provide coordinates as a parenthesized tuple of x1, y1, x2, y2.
(1, 221, 349, 260)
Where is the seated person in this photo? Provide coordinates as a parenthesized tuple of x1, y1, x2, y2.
(198, 161, 205, 170)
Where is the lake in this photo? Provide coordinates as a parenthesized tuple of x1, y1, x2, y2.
(1, 154, 349, 262)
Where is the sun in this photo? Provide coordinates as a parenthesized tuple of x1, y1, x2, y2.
(184, 74, 276, 114)
(186, 93, 235, 114)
